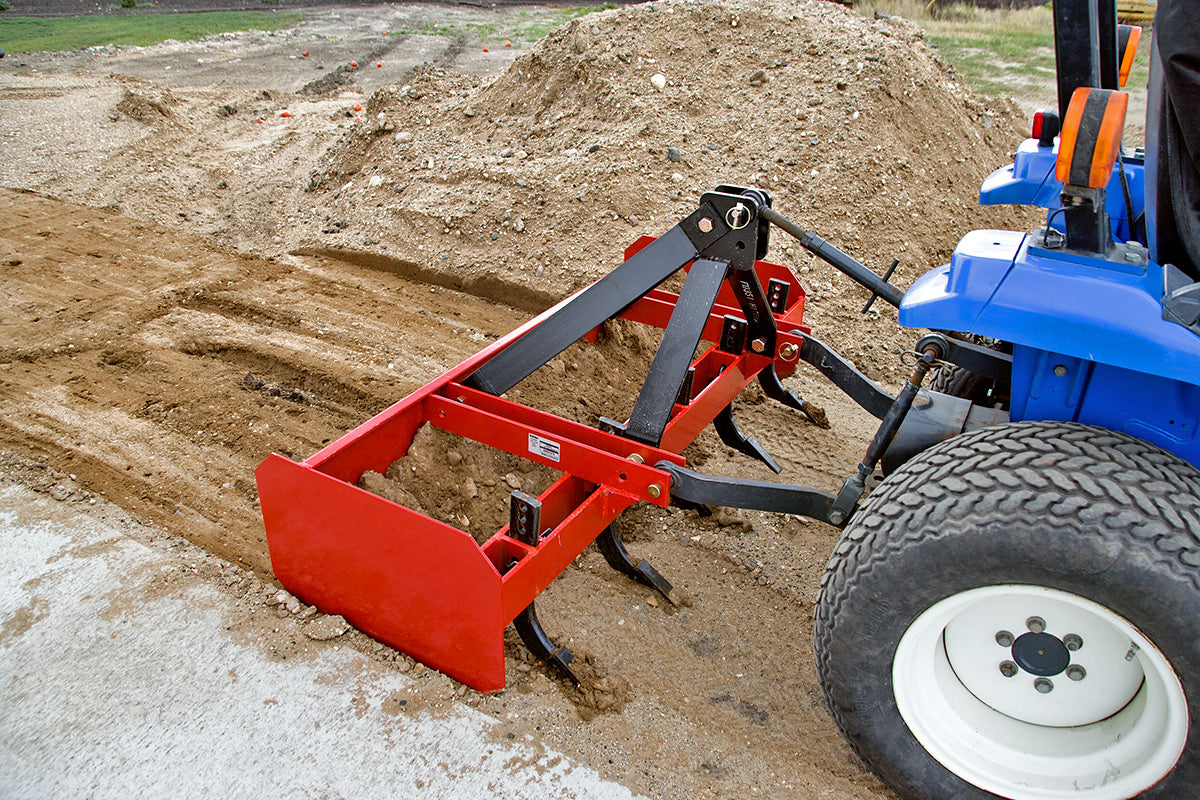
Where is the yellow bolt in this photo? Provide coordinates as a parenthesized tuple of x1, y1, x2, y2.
(779, 342, 798, 360)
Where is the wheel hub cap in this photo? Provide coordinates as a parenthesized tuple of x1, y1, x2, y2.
(1011, 631, 1070, 677)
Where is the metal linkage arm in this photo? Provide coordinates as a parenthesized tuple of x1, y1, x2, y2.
(758, 205, 905, 309)
(799, 335, 895, 419)
(656, 461, 839, 524)
(915, 333, 1013, 383)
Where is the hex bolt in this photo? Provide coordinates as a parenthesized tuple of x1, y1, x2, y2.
(1063, 633, 1083, 652)
(698, 217, 714, 234)
(999, 660, 1018, 678)
(1053, 365, 1069, 377)
(750, 338, 767, 354)
(778, 342, 798, 360)
(647, 483, 662, 499)
(995, 630, 1015, 648)
(1026, 616, 1046, 634)
(1034, 678, 1054, 694)
(626, 453, 644, 464)
(1067, 665, 1087, 682)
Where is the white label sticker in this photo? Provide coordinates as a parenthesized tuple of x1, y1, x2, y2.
(527, 433, 561, 463)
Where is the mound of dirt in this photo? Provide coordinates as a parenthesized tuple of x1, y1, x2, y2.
(318, 8, 1017, 299)
(298, 0, 1033, 381)
(113, 86, 181, 124)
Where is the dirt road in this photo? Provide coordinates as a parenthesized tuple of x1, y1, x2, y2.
(0, 2, 1040, 797)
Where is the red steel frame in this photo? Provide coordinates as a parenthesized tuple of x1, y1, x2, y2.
(256, 238, 809, 691)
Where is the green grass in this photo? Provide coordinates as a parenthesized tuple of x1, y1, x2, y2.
(0, 11, 303, 55)
(394, 4, 617, 46)
(856, 1, 1153, 106)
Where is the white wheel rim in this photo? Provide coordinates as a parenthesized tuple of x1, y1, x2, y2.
(893, 585, 1189, 799)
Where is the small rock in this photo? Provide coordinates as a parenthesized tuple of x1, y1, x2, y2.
(588, 144, 601, 153)
(303, 614, 350, 641)
(514, 219, 526, 233)
(749, 70, 769, 87)
(285, 598, 302, 615)
(446, 449, 463, 466)
(49, 484, 70, 501)
(504, 473, 521, 490)
(368, 175, 384, 188)
(395, 131, 413, 143)
(666, 147, 682, 162)
(650, 73, 667, 91)
(712, 507, 747, 528)
(500, 147, 514, 158)
(670, 172, 684, 182)
(463, 108, 475, 117)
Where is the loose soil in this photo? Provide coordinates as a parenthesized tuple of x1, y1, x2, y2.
(1, 2, 1048, 797)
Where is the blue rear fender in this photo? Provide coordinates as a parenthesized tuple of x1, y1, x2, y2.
(900, 230, 1200, 466)
(980, 137, 1146, 244)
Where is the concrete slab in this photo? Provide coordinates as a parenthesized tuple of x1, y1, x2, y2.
(0, 483, 638, 800)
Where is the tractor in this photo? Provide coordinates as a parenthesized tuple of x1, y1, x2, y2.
(256, 0, 1200, 796)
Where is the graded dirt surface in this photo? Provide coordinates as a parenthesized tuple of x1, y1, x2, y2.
(1, 2, 1043, 797)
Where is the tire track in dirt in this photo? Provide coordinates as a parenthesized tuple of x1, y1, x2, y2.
(0, 188, 530, 571)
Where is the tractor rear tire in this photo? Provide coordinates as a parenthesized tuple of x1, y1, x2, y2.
(814, 421, 1200, 799)
(928, 363, 990, 403)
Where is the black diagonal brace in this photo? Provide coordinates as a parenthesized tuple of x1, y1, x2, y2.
(624, 258, 729, 445)
(463, 187, 771, 398)
(463, 222, 711, 396)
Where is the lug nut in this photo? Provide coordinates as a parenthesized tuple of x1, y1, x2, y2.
(1063, 633, 1083, 651)
(999, 660, 1018, 678)
(995, 630, 1014, 648)
(1066, 665, 1087, 681)
(1034, 678, 1054, 694)
(1026, 616, 1046, 634)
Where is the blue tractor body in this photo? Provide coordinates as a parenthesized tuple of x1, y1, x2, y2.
(901, 221, 1200, 466)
